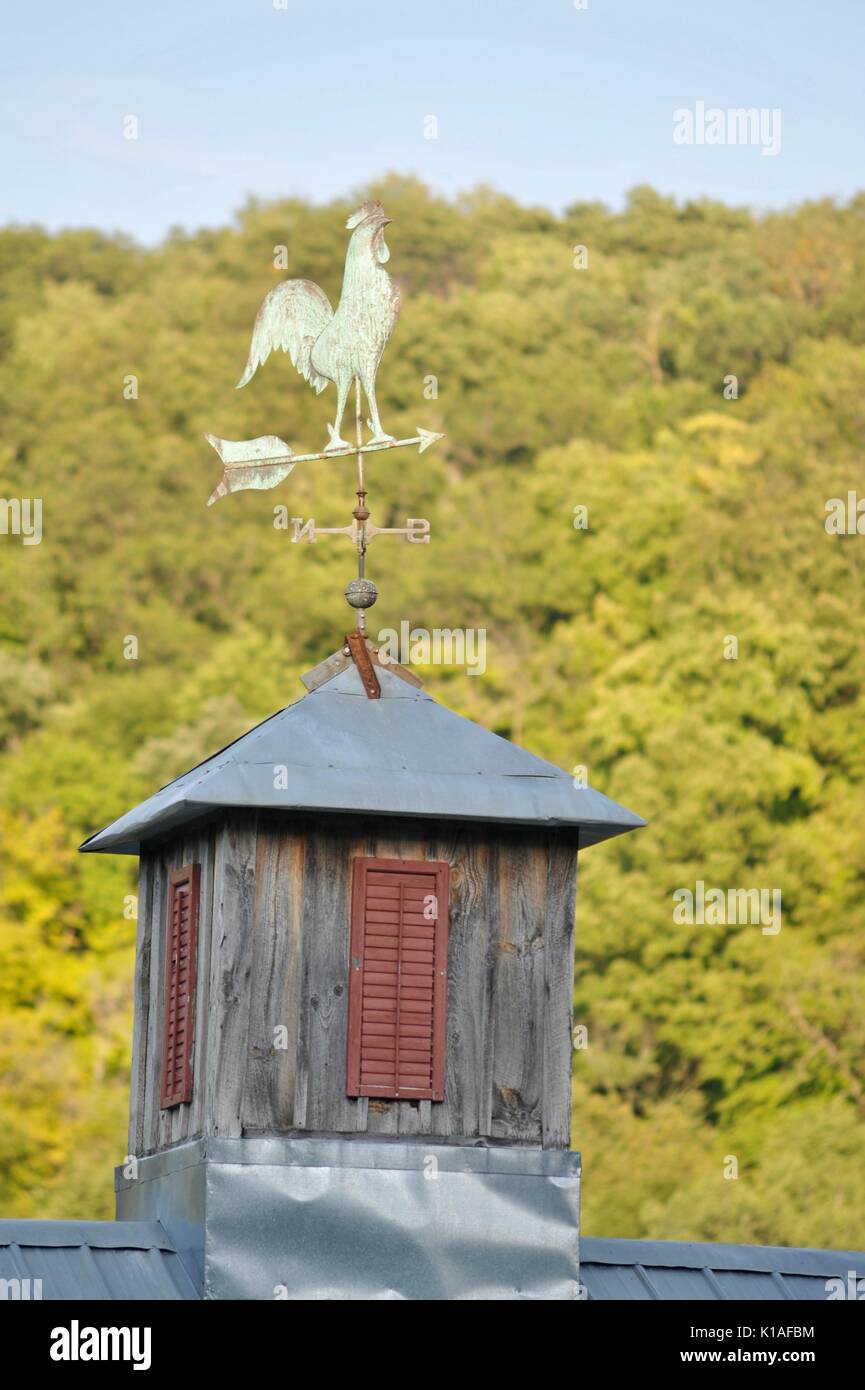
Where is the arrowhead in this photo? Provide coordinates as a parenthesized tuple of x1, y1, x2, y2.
(416, 427, 445, 455)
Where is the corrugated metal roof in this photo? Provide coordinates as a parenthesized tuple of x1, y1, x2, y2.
(2, 1221, 859, 1301)
(80, 664, 646, 854)
(580, 1237, 865, 1301)
(0, 1221, 200, 1300)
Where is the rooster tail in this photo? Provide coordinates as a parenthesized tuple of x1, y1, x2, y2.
(236, 356, 257, 390)
(235, 305, 267, 388)
(235, 279, 334, 391)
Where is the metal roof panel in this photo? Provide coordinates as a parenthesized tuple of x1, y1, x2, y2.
(580, 1237, 865, 1301)
(80, 665, 646, 854)
(0, 1220, 199, 1301)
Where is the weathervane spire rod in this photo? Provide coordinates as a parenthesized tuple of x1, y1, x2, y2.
(354, 378, 367, 634)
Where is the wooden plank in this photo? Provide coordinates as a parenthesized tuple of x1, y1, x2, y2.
(365, 1097, 399, 1135)
(127, 854, 155, 1157)
(158, 842, 186, 1151)
(345, 858, 375, 1096)
(479, 838, 497, 1139)
(167, 830, 213, 1147)
(205, 815, 258, 1138)
(428, 826, 493, 1138)
(142, 849, 169, 1154)
(295, 823, 364, 1132)
(490, 833, 547, 1143)
(372, 835, 428, 860)
(397, 1103, 421, 1136)
(542, 835, 579, 1149)
(187, 825, 215, 1140)
(241, 822, 305, 1131)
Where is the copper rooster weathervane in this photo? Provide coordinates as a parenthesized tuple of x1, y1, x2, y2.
(204, 199, 444, 683)
(237, 199, 400, 452)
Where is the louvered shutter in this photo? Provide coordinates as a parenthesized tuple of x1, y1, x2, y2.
(160, 864, 200, 1109)
(346, 857, 449, 1101)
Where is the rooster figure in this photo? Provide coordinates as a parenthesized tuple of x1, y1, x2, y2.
(236, 200, 400, 452)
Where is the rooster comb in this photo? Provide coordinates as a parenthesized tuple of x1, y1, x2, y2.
(345, 200, 386, 230)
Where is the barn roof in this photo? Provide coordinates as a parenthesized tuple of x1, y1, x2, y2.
(80, 663, 645, 855)
(3, 1221, 859, 1301)
(580, 1236, 864, 1301)
(0, 1221, 198, 1301)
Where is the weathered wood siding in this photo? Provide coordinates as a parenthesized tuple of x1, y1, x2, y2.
(131, 813, 578, 1155)
(130, 822, 217, 1156)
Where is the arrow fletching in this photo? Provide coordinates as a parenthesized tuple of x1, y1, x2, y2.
(206, 433, 296, 506)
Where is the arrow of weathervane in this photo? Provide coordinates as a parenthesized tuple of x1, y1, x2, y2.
(206, 427, 445, 506)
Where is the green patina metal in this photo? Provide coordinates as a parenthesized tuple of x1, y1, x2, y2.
(204, 201, 445, 632)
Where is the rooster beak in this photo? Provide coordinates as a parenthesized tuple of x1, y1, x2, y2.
(381, 217, 393, 226)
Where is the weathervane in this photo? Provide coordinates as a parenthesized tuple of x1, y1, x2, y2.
(204, 199, 444, 691)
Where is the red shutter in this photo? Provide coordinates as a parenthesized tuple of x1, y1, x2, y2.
(160, 863, 200, 1109)
(347, 857, 449, 1101)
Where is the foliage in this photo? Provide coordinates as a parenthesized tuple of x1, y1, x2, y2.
(0, 178, 863, 1241)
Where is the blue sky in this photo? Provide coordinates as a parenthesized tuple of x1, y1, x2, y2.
(1, 0, 861, 243)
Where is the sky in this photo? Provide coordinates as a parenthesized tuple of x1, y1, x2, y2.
(1, 0, 862, 243)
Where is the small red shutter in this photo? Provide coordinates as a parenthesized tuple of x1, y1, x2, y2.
(347, 857, 449, 1101)
(160, 864, 200, 1110)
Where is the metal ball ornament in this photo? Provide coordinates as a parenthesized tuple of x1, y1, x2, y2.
(345, 578, 378, 610)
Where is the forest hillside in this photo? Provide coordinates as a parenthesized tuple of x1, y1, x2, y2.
(1, 178, 863, 1243)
